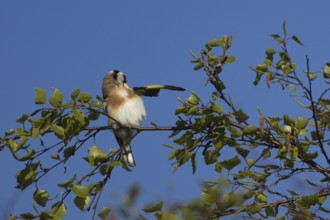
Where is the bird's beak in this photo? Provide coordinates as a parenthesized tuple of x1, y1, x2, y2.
(124, 83, 130, 88)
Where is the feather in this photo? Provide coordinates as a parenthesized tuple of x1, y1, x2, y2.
(133, 85, 185, 97)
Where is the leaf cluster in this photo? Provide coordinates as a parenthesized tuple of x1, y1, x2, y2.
(1, 88, 125, 219)
(162, 22, 330, 219)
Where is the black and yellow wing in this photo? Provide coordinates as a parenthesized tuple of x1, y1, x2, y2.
(132, 85, 185, 97)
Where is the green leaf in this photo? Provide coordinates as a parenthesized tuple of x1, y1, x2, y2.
(185, 106, 199, 115)
(33, 189, 49, 207)
(214, 136, 223, 150)
(296, 117, 309, 129)
(88, 145, 108, 166)
(271, 34, 282, 45)
(297, 194, 319, 208)
(271, 34, 280, 39)
(229, 127, 242, 137)
(204, 150, 219, 165)
(58, 175, 76, 189)
(265, 206, 276, 217)
(73, 109, 86, 126)
(256, 64, 268, 73)
(193, 62, 204, 71)
(31, 127, 39, 139)
(202, 188, 218, 206)
(291, 35, 303, 46)
(191, 153, 197, 174)
(19, 213, 36, 219)
(319, 99, 330, 108)
(5, 129, 15, 136)
(246, 203, 262, 214)
(236, 147, 249, 158)
(186, 92, 200, 105)
(51, 124, 65, 136)
(319, 196, 327, 205)
(175, 106, 186, 115)
(207, 39, 223, 47)
(16, 162, 39, 190)
(282, 20, 287, 37)
(233, 109, 249, 123)
(71, 185, 89, 198)
(212, 102, 222, 113)
(98, 207, 111, 219)
(251, 69, 263, 86)
(309, 73, 318, 81)
(109, 161, 121, 167)
(281, 65, 293, 74)
(222, 192, 242, 209)
(226, 56, 236, 63)
(242, 125, 258, 135)
(39, 212, 53, 220)
(78, 92, 92, 103)
(323, 62, 330, 78)
(71, 88, 80, 100)
(168, 150, 177, 161)
(262, 149, 271, 159)
(214, 162, 222, 173)
(283, 114, 295, 126)
(265, 48, 276, 56)
(35, 88, 46, 104)
(220, 155, 241, 170)
(247, 159, 255, 168)
(294, 99, 307, 108)
(100, 164, 111, 175)
(162, 144, 175, 149)
(88, 110, 100, 121)
(279, 51, 290, 62)
(74, 196, 90, 211)
(256, 193, 267, 204)
(64, 146, 76, 159)
(304, 151, 318, 161)
(49, 89, 64, 107)
(287, 190, 299, 196)
(189, 50, 199, 59)
(180, 150, 192, 165)
(51, 202, 67, 220)
(264, 58, 272, 66)
(8, 136, 29, 154)
(18, 149, 36, 161)
(143, 201, 163, 213)
(311, 130, 324, 140)
(16, 114, 30, 124)
(51, 154, 60, 160)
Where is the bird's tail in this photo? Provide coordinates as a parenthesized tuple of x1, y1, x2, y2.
(123, 144, 136, 167)
(132, 85, 185, 97)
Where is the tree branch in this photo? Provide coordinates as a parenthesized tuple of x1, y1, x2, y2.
(209, 190, 330, 219)
(305, 56, 330, 165)
(84, 125, 190, 132)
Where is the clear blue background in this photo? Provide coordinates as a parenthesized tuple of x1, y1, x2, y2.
(1, 1, 329, 219)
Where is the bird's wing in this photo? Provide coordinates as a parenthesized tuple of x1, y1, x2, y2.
(132, 85, 185, 97)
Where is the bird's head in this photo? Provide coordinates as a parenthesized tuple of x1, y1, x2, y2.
(107, 70, 128, 88)
(102, 70, 130, 99)
(104, 70, 129, 88)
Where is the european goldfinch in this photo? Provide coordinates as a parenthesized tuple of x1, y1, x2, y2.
(102, 70, 185, 167)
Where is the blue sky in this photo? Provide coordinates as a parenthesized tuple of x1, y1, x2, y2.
(1, 1, 330, 219)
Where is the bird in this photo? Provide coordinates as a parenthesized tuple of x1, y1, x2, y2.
(102, 69, 185, 167)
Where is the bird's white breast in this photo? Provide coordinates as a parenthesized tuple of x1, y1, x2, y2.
(107, 89, 146, 127)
